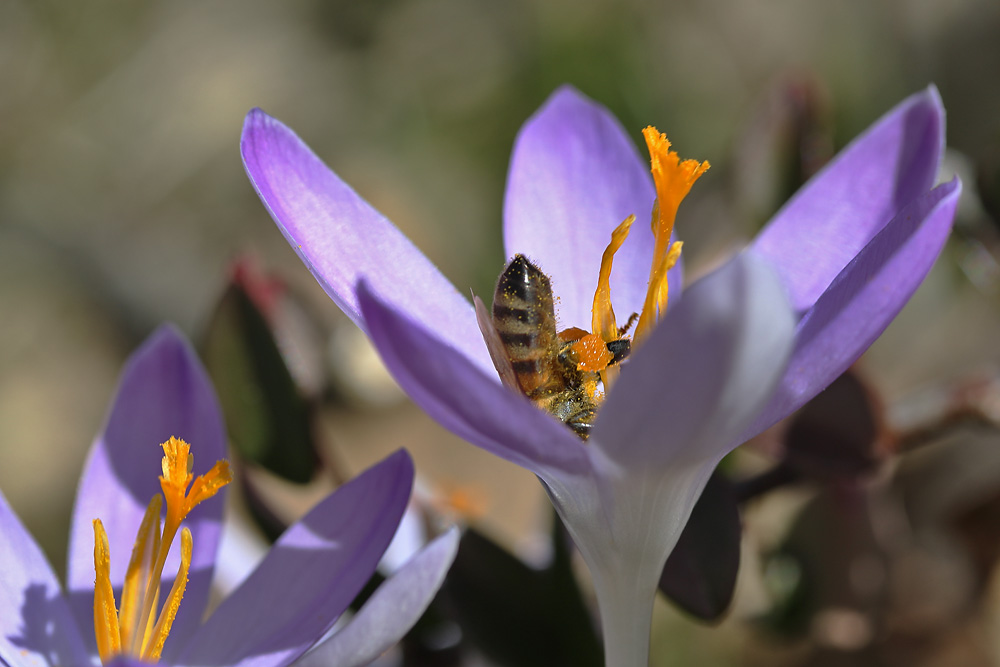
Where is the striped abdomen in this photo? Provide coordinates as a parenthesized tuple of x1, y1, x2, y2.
(491, 254, 561, 398)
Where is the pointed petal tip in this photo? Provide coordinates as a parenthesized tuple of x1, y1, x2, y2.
(548, 83, 588, 105)
(240, 107, 281, 157)
(919, 83, 945, 115)
(517, 85, 601, 135)
(891, 84, 945, 128)
(293, 527, 461, 667)
(133, 324, 199, 374)
(242, 107, 279, 133)
(505, 84, 657, 329)
(536, 84, 606, 122)
(438, 524, 461, 550)
(382, 447, 416, 488)
(902, 83, 946, 156)
(146, 321, 188, 349)
(943, 173, 963, 194)
(423, 525, 461, 565)
(177, 445, 416, 666)
(925, 82, 943, 103)
(745, 175, 961, 440)
(753, 85, 949, 313)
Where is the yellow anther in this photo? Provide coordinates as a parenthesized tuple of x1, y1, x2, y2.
(633, 127, 708, 344)
(592, 215, 635, 343)
(143, 527, 193, 662)
(93, 438, 230, 664)
(119, 495, 161, 651)
(93, 520, 121, 665)
(589, 215, 637, 389)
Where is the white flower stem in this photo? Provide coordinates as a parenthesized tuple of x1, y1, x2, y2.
(591, 564, 656, 667)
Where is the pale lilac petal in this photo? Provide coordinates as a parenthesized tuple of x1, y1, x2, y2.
(179, 450, 414, 667)
(213, 513, 269, 597)
(241, 109, 494, 376)
(378, 502, 427, 574)
(592, 252, 795, 468)
(295, 528, 459, 667)
(66, 325, 228, 660)
(357, 282, 591, 479)
(0, 490, 89, 667)
(747, 178, 961, 438)
(504, 86, 680, 330)
(753, 86, 945, 313)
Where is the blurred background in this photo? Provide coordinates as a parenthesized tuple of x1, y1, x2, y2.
(3, 0, 1000, 664)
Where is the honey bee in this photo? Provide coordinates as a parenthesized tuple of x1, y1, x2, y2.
(476, 254, 632, 439)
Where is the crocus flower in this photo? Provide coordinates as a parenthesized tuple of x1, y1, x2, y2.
(241, 85, 960, 666)
(0, 325, 458, 667)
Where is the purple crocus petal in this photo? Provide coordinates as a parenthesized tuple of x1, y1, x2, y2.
(0, 490, 90, 667)
(213, 511, 269, 598)
(241, 110, 494, 377)
(295, 527, 460, 667)
(178, 449, 414, 667)
(106, 658, 151, 667)
(357, 281, 591, 479)
(746, 177, 961, 438)
(66, 325, 228, 660)
(504, 86, 675, 330)
(753, 86, 944, 313)
(593, 251, 795, 468)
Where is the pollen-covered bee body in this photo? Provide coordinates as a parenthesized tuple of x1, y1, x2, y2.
(490, 254, 605, 438)
(490, 254, 563, 396)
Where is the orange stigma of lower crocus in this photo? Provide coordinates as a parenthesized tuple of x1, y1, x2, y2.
(93, 437, 232, 664)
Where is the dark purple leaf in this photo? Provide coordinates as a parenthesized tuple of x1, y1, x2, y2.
(784, 370, 887, 479)
(658, 470, 741, 621)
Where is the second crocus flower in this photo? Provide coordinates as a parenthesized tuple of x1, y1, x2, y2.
(0, 326, 457, 667)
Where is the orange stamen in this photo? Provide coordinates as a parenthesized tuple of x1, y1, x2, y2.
(93, 437, 231, 664)
(93, 520, 121, 664)
(143, 527, 193, 661)
(592, 215, 636, 343)
(118, 495, 161, 650)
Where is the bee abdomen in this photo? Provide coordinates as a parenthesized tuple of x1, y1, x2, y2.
(492, 254, 560, 394)
(497, 331, 537, 350)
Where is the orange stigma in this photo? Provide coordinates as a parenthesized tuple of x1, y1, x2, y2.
(633, 127, 708, 344)
(92, 437, 232, 664)
(579, 126, 707, 390)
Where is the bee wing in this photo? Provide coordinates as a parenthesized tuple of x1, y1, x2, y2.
(474, 294, 521, 392)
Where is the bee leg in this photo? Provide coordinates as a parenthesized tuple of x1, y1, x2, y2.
(618, 312, 639, 336)
(566, 412, 595, 440)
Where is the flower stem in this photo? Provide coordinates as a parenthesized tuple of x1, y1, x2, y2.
(591, 564, 656, 667)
